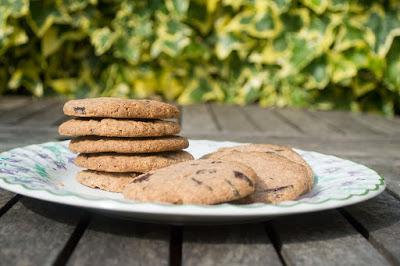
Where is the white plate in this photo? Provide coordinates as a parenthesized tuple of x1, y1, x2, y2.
(0, 140, 385, 224)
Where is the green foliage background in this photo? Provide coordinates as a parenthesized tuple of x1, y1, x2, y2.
(0, 0, 400, 115)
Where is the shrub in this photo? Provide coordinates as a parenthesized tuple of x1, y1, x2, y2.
(0, 0, 399, 115)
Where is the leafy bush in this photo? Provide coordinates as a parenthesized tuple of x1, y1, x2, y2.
(0, 0, 399, 115)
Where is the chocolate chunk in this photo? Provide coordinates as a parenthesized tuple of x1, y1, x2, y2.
(73, 106, 86, 114)
(133, 173, 151, 183)
(261, 185, 293, 193)
(196, 169, 217, 174)
(211, 161, 223, 164)
(205, 185, 213, 191)
(225, 179, 241, 198)
(233, 171, 253, 187)
(191, 177, 213, 191)
(191, 177, 203, 185)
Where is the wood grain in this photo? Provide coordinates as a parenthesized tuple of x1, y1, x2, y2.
(0, 189, 15, 209)
(0, 198, 82, 266)
(20, 99, 66, 126)
(68, 215, 170, 266)
(209, 104, 260, 132)
(273, 210, 390, 266)
(309, 110, 383, 136)
(181, 105, 219, 133)
(242, 106, 301, 136)
(345, 192, 400, 264)
(182, 224, 281, 266)
(0, 98, 59, 124)
(274, 108, 344, 136)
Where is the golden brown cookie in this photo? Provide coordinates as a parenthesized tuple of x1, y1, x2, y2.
(123, 159, 256, 204)
(69, 136, 189, 154)
(76, 170, 139, 192)
(58, 118, 180, 137)
(75, 151, 194, 173)
(204, 150, 312, 203)
(203, 144, 313, 191)
(63, 97, 179, 119)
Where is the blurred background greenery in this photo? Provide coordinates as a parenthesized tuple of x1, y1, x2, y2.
(0, 0, 399, 115)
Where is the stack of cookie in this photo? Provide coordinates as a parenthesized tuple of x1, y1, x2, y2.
(58, 97, 193, 192)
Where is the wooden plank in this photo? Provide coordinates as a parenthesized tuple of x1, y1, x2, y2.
(67, 215, 169, 266)
(181, 105, 219, 133)
(241, 106, 302, 136)
(182, 224, 281, 266)
(0, 98, 60, 124)
(0, 126, 60, 152)
(0, 198, 83, 266)
(0, 189, 15, 209)
(275, 109, 344, 136)
(185, 133, 400, 159)
(273, 210, 390, 266)
(344, 192, 400, 264)
(0, 97, 31, 112)
(351, 113, 400, 136)
(20, 99, 66, 126)
(309, 110, 383, 136)
(209, 104, 260, 132)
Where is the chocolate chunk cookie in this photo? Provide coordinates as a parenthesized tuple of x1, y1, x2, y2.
(123, 159, 256, 204)
(69, 136, 189, 153)
(63, 97, 179, 119)
(203, 144, 313, 191)
(75, 151, 194, 173)
(204, 150, 312, 203)
(58, 118, 180, 137)
(76, 170, 139, 192)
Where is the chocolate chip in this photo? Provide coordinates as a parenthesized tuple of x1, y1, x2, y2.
(191, 177, 213, 191)
(205, 185, 213, 191)
(133, 173, 151, 183)
(233, 171, 253, 187)
(73, 106, 86, 114)
(261, 185, 293, 193)
(196, 169, 217, 174)
(191, 177, 202, 185)
(211, 161, 223, 164)
(225, 179, 241, 198)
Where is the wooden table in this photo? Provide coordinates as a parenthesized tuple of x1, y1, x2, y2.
(0, 96, 399, 266)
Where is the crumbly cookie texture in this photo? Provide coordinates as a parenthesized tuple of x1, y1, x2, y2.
(63, 97, 180, 119)
(58, 118, 181, 137)
(203, 143, 313, 191)
(69, 136, 189, 154)
(123, 159, 256, 204)
(76, 170, 140, 192)
(75, 150, 194, 173)
(204, 150, 312, 203)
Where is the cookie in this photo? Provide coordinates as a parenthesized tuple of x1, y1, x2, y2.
(63, 97, 179, 119)
(58, 118, 181, 137)
(123, 159, 256, 204)
(75, 151, 194, 173)
(203, 144, 313, 191)
(69, 136, 189, 154)
(76, 170, 139, 192)
(204, 150, 312, 203)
